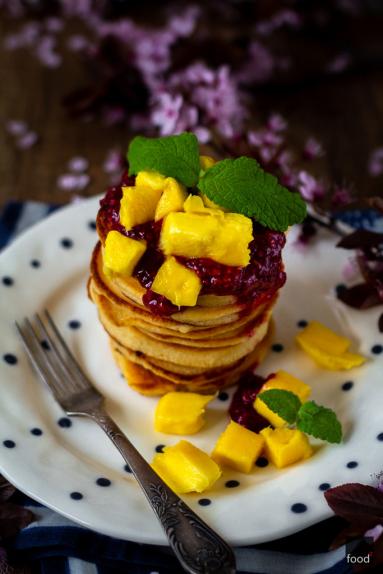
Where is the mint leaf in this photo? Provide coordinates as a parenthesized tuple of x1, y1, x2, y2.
(197, 156, 307, 231)
(258, 389, 301, 424)
(127, 133, 200, 187)
(297, 401, 342, 443)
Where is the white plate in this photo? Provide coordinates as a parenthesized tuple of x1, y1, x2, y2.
(0, 196, 382, 546)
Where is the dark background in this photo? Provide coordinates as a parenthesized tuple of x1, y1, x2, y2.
(1, 0, 383, 206)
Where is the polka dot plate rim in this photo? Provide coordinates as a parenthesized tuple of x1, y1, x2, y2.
(0, 196, 382, 546)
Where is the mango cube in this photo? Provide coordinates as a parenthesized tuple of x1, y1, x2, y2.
(151, 256, 201, 307)
(160, 211, 252, 267)
(151, 440, 222, 493)
(200, 155, 216, 170)
(154, 177, 187, 221)
(120, 185, 162, 230)
(254, 371, 311, 428)
(103, 231, 146, 276)
(155, 392, 214, 435)
(135, 170, 166, 191)
(212, 420, 265, 473)
(260, 427, 313, 469)
(296, 321, 366, 371)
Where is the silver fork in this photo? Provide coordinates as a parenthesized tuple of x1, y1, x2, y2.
(16, 311, 236, 574)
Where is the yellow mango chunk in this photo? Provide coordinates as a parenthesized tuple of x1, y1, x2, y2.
(296, 321, 366, 371)
(155, 392, 214, 434)
(103, 231, 146, 276)
(254, 371, 311, 428)
(120, 185, 162, 230)
(135, 170, 166, 191)
(151, 256, 201, 307)
(200, 155, 216, 170)
(154, 177, 187, 221)
(160, 211, 252, 266)
(260, 427, 313, 469)
(151, 440, 222, 493)
(212, 420, 265, 473)
(296, 321, 351, 354)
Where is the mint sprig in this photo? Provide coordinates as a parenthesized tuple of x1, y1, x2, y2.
(258, 389, 301, 424)
(297, 401, 343, 444)
(197, 157, 307, 231)
(127, 133, 200, 187)
(257, 389, 342, 444)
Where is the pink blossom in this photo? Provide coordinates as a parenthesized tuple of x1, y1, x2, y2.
(168, 6, 200, 37)
(57, 173, 90, 192)
(45, 18, 64, 33)
(61, 0, 93, 16)
(16, 131, 39, 149)
(255, 9, 301, 36)
(332, 185, 352, 207)
(36, 36, 62, 68)
(368, 147, 383, 177)
(5, 119, 27, 136)
(68, 157, 89, 173)
(326, 52, 351, 74)
(193, 126, 211, 143)
(267, 113, 287, 132)
(152, 92, 184, 134)
(103, 149, 123, 174)
(303, 137, 324, 160)
(102, 106, 126, 126)
(236, 42, 274, 84)
(66, 34, 89, 52)
(341, 256, 359, 281)
(364, 524, 383, 543)
(297, 171, 326, 201)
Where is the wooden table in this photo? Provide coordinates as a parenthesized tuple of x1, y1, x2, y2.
(1, 13, 383, 208)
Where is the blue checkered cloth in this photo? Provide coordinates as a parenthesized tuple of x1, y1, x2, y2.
(0, 200, 360, 574)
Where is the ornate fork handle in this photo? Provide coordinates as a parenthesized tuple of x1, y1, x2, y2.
(88, 406, 236, 574)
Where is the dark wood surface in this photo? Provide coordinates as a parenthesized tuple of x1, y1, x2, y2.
(1, 14, 383, 208)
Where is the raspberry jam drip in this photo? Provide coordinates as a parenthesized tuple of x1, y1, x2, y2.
(99, 181, 287, 316)
(229, 372, 270, 432)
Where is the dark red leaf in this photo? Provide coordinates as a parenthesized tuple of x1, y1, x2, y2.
(325, 483, 383, 530)
(336, 283, 382, 309)
(0, 478, 15, 503)
(337, 230, 383, 250)
(0, 504, 35, 539)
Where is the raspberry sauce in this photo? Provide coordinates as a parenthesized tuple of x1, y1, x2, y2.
(98, 180, 286, 316)
(229, 372, 270, 432)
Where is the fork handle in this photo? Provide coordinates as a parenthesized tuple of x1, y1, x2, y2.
(88, 406, 236, 574)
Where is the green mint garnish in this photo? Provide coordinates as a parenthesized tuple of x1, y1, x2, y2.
(297, 401, 343, 444)
(127, 133, 200, 187)
(197, 156, 307, 231)
(258, 389, 302, 424)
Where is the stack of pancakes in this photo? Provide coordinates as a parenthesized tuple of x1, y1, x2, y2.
(90, 243, 278, 395)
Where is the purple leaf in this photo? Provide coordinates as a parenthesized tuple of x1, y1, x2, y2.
(336, 283, 382, 309)
(0, 503, 34, 539)
(325, 483, 383, 530)
(337, 230, 383, 250)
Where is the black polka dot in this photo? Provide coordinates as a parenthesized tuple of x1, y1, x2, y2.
(30, 428, 43, 436)
(88, 220, 97, 231)
(60, 238, 73, 249)
(342, 381, 353, 391)
(319, 483, 331, 491)
(335, 283, 346, 296)
(371, 344, 383, 355)
(377, 433, 383, 441)
(256, 457, 269, 468)
(68, 320, 81, 330)
(2, 276, 14, 286)
(218, 391, 229, 401)
(291, 503, 307, 513)
(297, 320, 308, 328)
(58, 417, 72, 428)
(3, 440, 15, 448)
(225, 480, 240, 488)
(155, 444, 165, 453)
(272, 343, 284, 352)
(30, 259, 41, 268)
(70, 492, 83, 500)
(198, 498, 211, 506)
(124, 463, 132, 473)
(96, 477, 111, 487)
(347, 461, 358, 469)
(41, 340, 50, 351)
(3, 354, 17, 365)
